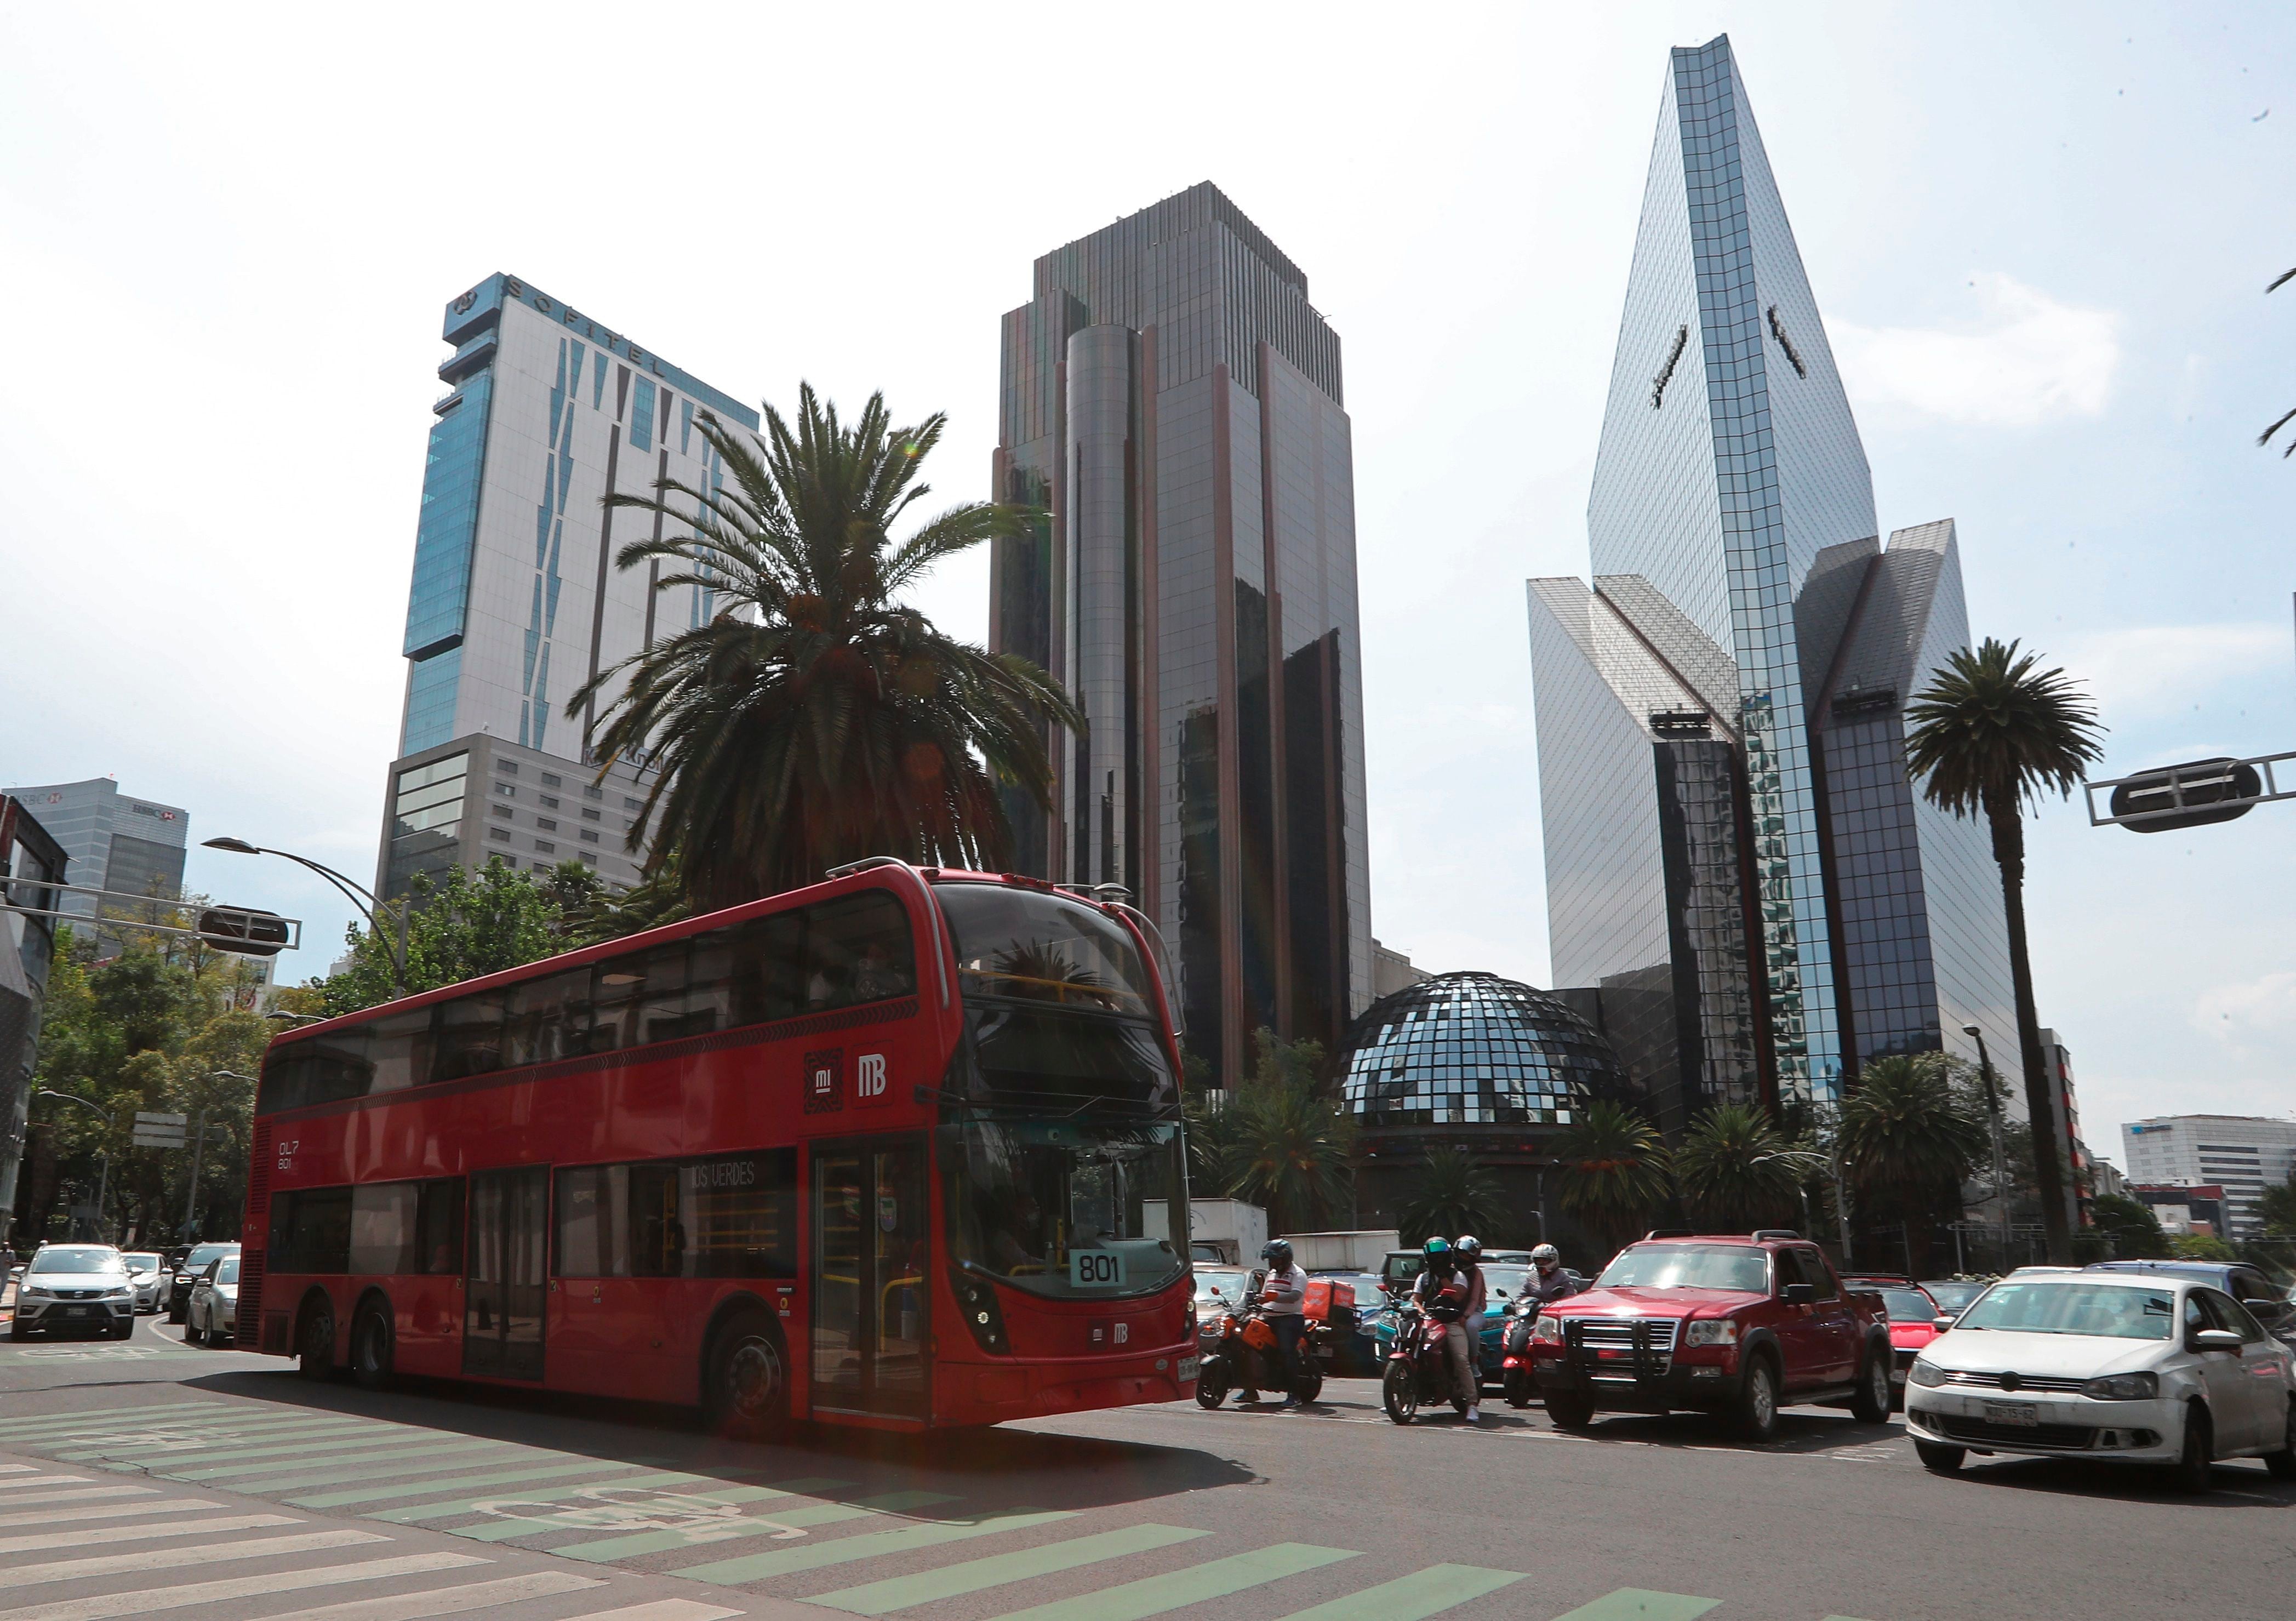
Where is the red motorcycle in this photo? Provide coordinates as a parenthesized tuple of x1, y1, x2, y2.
(1381, 1293, 1471, 1424)
(1195, 1277, 1327, 1408)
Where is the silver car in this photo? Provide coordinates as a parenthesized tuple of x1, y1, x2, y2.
(185, 1254, 242, 1347)
(1906, 1271, 2296, 1493)
(8, 1245, 137, 1340)
(120, 1252, 165, 1314)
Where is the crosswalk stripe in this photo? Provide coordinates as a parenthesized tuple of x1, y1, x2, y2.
(549, 1490, 956, 1562)
(2, 1527, 389, 1586)
(452, 1477, 861, 1546)
(168, 1435, 515, 1481)
(252, 1570, 608, 1620)
(191, 1441, 518, 1491)
(0, 1401, 213, 1430)
(59, 1419, 380, 1461)
(808, 1521, 1214, 1614)
(374, 1470, 740, 1523)
(288, 1456, 638, 1508)
(52, 1411, 367, 1451)
(0, 1466, 28, 1474)
(1269, 1563, 1525, 1621)
(0, 1550, 491, 1621)
(557, 1603, 744, 1621)
(0, 1474, 89, 1490)
(1550, 1593, 1722, 1621)
(676, 1508, 1078, 1586)
(0, 1485, 161, 1507)
(975, 1542, 1362, 1621)
(0, 1497, 215, 1529)
(0, 1511, 299, 1556)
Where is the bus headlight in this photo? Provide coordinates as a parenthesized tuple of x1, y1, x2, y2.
(950, 1268, 1009, 1355)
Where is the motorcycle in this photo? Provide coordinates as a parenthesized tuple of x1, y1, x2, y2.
(1381, 1297, 1472, 1424)
(1499, 1299, 1540, 1408)
(1195, 1279, 1327, 1408)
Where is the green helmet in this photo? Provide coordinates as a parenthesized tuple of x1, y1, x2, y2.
(1423, 1236, 1451, 1262)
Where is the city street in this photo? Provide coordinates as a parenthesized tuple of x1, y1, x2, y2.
(0, 1315, 2286, 1620)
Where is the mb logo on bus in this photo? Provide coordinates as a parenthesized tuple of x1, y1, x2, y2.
(854, 1053, 890, 1109)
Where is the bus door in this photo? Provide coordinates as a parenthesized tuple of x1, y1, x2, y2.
(465, 1166, 548, 1380)
(810, 1139, 927, 1419)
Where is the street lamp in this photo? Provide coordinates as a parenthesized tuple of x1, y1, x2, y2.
(1964, 1024, 2011, 1253)
(203, 837, 407, 995)
(34, 1090, 110, 1242)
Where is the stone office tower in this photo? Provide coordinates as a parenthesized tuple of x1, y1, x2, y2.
(1528, 36, 2020, 1128)
(990, 184, 1372, 1085)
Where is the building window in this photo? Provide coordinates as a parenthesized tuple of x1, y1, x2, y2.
(540, 795, 561, 809)
(542, 773, 563, 789)
(578, 852, 598, 867)
(622, 797, 643, 811)
(585, 786, 605, 802)
(537, 818, 558, 832)
(491, 806, 512, 821)
(535, 840, 556, 854)
(581, 807, 603, 823)
(489, 829, 511, 843)
(496, 761, 518, 777)
(580, 829, 600, 844)
(495, 783, 516, 799)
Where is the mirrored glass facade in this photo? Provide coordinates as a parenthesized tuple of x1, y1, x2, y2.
(1530, 36, 2024, 1126)
(1339, 973, 1626, 1129)
(991, 185, 1372, 1085)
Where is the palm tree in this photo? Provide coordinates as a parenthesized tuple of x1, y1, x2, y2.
(1397, 1144, 1504, 1246)
(1672, 1104, 1820, 1231)
(1904, 638, 2104, 1263)
(2261, 266, 2296, 457)
(1553, 1099, 1672, 1257)
(1209, 1077, 1357, 1235)
(1840, 1055, 1988, 1276)
(571, 386, 1081, 909)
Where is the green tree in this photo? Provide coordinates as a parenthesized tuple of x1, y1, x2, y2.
(1840, 1055, 1988, 1276)
(2173, 1232, 2238, 1262)
(573, 387, 1080, 911)
(322, 861, 586, 1017)
(1673, 1104, 1818, 1231)
(1554, 1099, 1672, 1255)
(1397, 1144, 1503, 1246)
(1905, 638, 2105, 1264)
(1189, 1028, 1354, 1235)
(2257, 1172, 2296, 1237)
(2090, 1193, 2173, 1259)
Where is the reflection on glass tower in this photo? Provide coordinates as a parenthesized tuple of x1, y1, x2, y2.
(1530, 36, 2024, 1123)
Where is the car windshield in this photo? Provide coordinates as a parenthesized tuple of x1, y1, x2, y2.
(30, 1247, 122, 1275)
(122, 1253, 161, 1272)
(1876, 1288, 1938, 1323)
(940, 1109, 1189, 1300)
(183, 1244, 233, 1270)
(1481, 1264, 1530, 1303)
(935, 883, 1153, 1017)
(1596, 1244, 1768, 1293)
(1955, 1281, 2174, 1339)
(1921, 1281, 1987, 1314)
(214, 1257, 241, 1285)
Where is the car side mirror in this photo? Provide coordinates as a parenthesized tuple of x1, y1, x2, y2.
(1783, 1283, 1817, 1306)
(2192, 1328, 2243, 1355)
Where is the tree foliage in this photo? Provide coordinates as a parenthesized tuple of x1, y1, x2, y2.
(1672, 1103, 1817, 1230)
(1186, 1028, 1353, 1235)
(2089, 1194, 2173, 1260)
(2257, 1173, 2296, 1238)
(321, 859, 606, 1017)
(1397, 1144, 1504, 1247)
(1553, 1099, 1672, 1253)
(573, 386, 1081, 911)
(2172, 1232, 2238, 1262)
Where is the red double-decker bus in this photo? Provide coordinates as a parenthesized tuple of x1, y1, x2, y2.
(231, 863, 1198, 1433)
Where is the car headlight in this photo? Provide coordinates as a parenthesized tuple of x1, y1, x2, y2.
(1682, 1319, 1739, 1346)
(104, 1287, 132, 1300)
(22, 1286, 53, 1300)
(1909, 1360, 1947, 1387)
(2082, 1372, 2160, 1401)
(1531, 1314, 1562, 1343)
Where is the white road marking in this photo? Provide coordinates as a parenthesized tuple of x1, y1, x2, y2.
(1, 1527, 387, 1586)
(0, 1474, 88, 1491)
(556, 1605, 746, 1621)
(262, 1571, 610, 1619)
(0, 1550, 490, 1620)
(0, 1511, 299, 1555)
(0, 1497, 215, 1529)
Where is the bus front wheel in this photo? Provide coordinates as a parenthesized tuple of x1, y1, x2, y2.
(297, 1304, 335, 1382)
(706, 1311, 790, 1441)
(351, 1304, 394, 1391)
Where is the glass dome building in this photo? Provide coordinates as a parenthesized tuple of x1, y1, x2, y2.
(1339, 971, 1626, 1129)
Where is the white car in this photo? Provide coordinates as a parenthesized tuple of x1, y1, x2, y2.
(121, 1252, 165, 1314)
(8, 1245, 138, 1340)
(1906, 1271, 2296, 1493)
(185, 1253, 242, 1346)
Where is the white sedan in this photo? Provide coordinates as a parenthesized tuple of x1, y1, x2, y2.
(1905, 1271, 2296, 1493)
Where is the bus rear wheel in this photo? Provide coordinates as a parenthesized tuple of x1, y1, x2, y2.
(297, 1304, 335, 1382)
(706, 1311, 790, 1441)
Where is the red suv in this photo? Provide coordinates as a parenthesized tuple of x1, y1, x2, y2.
(1525, 1231, 1894, 1441)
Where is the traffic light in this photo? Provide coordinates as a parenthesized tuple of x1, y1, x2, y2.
(198, 906, 290, 955)
(2105, 757, 2263, 833)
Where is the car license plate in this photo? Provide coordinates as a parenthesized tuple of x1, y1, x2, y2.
(65, 1306, 88, 1318)
(1983, 1400, 2039, 1428)
(1178, 1356, 1199, 1382)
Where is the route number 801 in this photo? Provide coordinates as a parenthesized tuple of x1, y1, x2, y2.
(1070, 1250, 1127, 1288)
(275, 1138, 299, 1171)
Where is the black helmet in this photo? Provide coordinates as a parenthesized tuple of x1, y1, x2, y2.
(1261, 1238, 1293, 1269)
(1455, 1235, 1482, 1261)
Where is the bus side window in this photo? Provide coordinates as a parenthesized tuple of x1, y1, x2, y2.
(367, 1007, 435, 1095)
(727, 911, 804, 1027)
(639, 940, 722, 1045)
(803, 892, 916, 1011)
(681, 1149, 797, 1278)
(417, 1179, 464, 1274)
(270, 1187, 353, 1274)
(503, 971, 586, 1068)
(679, 933, 739, 1039)
(587, 955, 649, 1053)
(629, 1162, 684, 1277)
(433, 992, 506, 1081)
(556, 1166, 634, 1277)
(260, 1029, 372, 1113)
(349, 1182, 421, 1274)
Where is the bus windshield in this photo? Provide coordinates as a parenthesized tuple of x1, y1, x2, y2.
(934, 882, 1153, 1017)
(941, 1110, 1189, 1302)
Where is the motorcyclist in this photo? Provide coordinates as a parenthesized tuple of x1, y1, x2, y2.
(1410, 1237, 1478, 1422)
(1452, 1235, 1489, 1423)
(1526, 1242, 1577, 1306)
(1256, 1238, 1310, 1407)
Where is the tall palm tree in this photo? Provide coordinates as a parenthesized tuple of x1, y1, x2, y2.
(1397, 1144, 1504, 1246)
(571, 386, 1080, 909)
(1210, 1077, 1357, 1236)
(1672, 1104, 1820, 1231)
(1553, 1099, 1672, 1257)
(2261, 266, 2296, 456)
(1840, 1055, 1989, 1276)
(1904, 638, 2104, 1263)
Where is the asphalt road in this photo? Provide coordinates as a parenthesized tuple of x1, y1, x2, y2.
(0, 1310, 2287, 1620)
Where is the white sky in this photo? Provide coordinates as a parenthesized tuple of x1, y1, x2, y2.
(3, 3, 2291, 1163)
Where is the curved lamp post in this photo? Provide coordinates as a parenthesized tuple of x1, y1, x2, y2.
(203, 838, 407, 995)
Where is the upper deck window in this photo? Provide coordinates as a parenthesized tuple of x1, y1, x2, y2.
(933, 884, 1150, 1017)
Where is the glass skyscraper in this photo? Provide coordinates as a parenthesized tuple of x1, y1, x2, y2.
(1529, 36, 2022, 1128)
(377, 273, 757, 900)
(990, 184, 1372, 1084)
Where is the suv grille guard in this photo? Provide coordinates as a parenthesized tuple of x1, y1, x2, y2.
(1561, 1316, 1675, 1382)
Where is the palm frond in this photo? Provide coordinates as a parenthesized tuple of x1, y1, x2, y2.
(1903, 637, 2106, 823)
